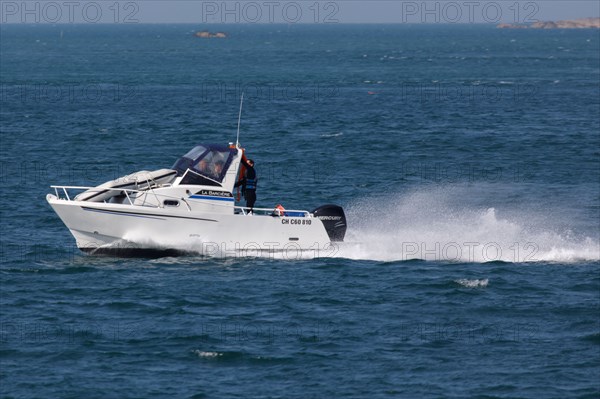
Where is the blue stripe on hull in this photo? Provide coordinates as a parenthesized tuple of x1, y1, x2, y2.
(189, 195, 234, 202)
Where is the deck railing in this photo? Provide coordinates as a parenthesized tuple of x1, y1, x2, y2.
(49, 185, 311, 217)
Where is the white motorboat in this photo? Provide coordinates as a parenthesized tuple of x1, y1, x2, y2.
(46, 143, 346, 257)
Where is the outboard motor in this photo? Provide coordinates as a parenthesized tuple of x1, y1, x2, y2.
(312, 204, 347, 242)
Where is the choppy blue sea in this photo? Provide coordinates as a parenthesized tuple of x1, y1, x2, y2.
(1, 24, 599, 398)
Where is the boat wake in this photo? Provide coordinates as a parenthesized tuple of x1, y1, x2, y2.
(338, 185, 599, 263)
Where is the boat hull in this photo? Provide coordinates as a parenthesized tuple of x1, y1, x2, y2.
(47, 195, 335, 257)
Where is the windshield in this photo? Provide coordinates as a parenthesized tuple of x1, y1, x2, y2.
(172, 144, 236, 185)
(182, 145, 208, 161)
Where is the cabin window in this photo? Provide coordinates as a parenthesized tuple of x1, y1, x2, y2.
(182, 145, 207, 161)
(172, 144, 236, 184)
(163, 200, 180, 207)
(192, 150, 231, 181)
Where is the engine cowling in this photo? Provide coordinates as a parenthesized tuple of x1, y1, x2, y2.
(312, 204, 347, 242)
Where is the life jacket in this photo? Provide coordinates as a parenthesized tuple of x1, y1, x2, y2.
(274, 204, 285, 217)
(246, 177, 257, 190)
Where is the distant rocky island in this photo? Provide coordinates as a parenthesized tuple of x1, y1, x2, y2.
(498, 17, 599, 29)
(194, 31, 227, 38)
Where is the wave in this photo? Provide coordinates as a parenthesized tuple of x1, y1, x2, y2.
(192, 350, 223, 358)
(455, 278, 489, 288)
(338, 185, 599, 263)
(320, 132, 344, 138)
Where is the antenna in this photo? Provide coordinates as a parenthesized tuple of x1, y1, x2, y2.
(235, 92, 244, 148)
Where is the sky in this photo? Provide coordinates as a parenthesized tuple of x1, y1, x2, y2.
(1, 1, 599, 24)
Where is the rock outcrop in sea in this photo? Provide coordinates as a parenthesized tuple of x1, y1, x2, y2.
(498, 17, 600, 29)
(194, 31, 227, 38)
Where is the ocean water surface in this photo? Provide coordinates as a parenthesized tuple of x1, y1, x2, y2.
(1, 24, 599, 398)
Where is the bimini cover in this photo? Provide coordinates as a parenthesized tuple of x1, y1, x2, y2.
(172, 144, 237, 186)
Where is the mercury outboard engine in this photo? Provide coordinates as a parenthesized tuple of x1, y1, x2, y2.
(312, 204, 347, 242)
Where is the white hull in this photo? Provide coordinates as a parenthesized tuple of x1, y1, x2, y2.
(47, 195, 334, 256)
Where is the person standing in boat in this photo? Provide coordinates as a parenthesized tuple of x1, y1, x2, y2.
(235, 158, 257, 213)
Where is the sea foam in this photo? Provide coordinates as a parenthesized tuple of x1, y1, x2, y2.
(455, 278, 489, 288)
(338, 185, 600, 263)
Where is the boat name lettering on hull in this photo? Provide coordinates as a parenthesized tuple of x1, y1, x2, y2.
(196, 190, 232, 197)
(281, 219, 311, 225)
